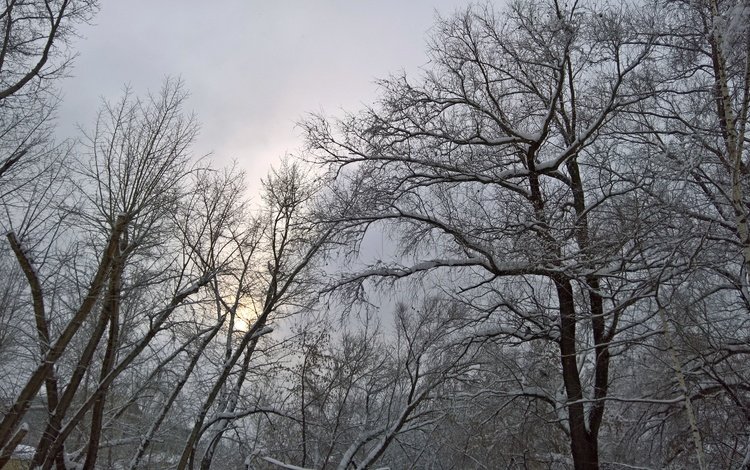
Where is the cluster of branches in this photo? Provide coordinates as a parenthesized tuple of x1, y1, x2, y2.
(0, 3, 339, 467)
(295, 0, 750, 468)
(0, 74, 334, 468)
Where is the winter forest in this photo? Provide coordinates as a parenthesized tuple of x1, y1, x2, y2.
(0, 0, 749, 469)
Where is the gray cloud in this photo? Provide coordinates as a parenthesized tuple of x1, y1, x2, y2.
(57, 0, 471, 191)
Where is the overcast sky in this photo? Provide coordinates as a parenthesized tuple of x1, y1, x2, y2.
(57, 1, 473, 194)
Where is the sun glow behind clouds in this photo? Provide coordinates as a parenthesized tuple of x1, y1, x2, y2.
(235, 302, 260, 332)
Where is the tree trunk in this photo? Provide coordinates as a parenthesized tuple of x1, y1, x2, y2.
(83, 246, 123, 469)
(0, 215, 127, 465)
(555, 276, 599, 470)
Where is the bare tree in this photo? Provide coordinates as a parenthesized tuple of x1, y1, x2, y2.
(0, 79, 225, 468)
(174, 161, 335, 470)
(616, 0, 750, 465)
(302, 2, 675, 468)
(255, 297, 477, 470)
